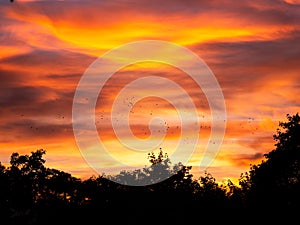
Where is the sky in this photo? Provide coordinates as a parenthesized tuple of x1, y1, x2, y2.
(1, 0, 300, 184)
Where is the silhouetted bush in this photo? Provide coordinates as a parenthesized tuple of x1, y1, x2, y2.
(1, 113, 299, 224)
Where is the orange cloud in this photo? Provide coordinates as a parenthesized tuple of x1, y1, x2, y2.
(1, 0, 300, 183)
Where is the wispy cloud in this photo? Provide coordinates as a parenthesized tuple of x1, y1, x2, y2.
(0, 0, 299, 182)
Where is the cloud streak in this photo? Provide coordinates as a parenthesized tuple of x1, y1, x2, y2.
(0, 0, 299, 182)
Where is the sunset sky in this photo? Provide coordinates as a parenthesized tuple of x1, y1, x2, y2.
(1, 0, 300, 185)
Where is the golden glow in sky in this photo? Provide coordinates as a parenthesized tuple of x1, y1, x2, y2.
(1, 0, 300, 184)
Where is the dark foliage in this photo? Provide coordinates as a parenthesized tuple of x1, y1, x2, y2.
(0, 113, 299, 224)
(238, 113, 300, 210)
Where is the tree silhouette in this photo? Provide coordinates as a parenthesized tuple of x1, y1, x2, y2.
(239, 113, 300, 209)
(3, 150, 47, 224)
(194, 171, 228, 209)
(109, 148, 176, 186)
(2, 113, 300, 224)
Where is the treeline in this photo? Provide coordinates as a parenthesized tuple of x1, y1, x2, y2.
(1, 113, 299, 224)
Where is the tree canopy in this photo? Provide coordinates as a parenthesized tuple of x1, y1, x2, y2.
(0, 113, 299, 224)
(238, 113, 300, 209)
